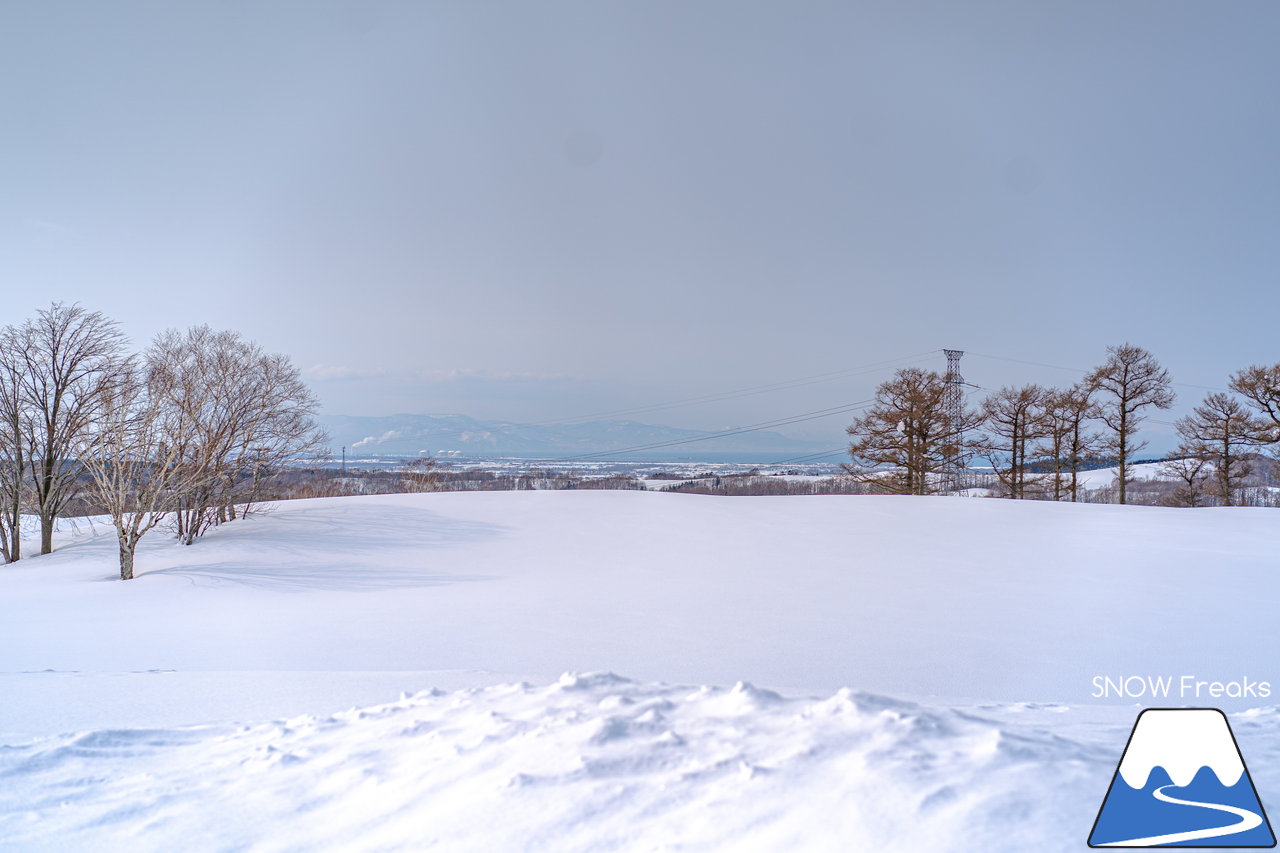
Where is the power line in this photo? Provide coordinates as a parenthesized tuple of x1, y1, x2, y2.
(545, 346, 1210, 464)
(552, 399, 877, 461)
(768, 447, 851, 465)
(548, 349, 995, 465)
(967, 351, 1225, 394)
(345, 350, 939, 453)
(967, 351, 1090, 375)
(549, 351, 961, 462)
(525, 350, 939, 426)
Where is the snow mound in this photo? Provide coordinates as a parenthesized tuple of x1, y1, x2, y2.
(0, 676, 1111, 853)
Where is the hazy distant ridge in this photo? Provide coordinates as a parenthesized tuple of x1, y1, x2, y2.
(318, 413, 829, 458)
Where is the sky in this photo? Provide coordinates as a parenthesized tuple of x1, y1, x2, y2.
(2, 1, 1278, 449)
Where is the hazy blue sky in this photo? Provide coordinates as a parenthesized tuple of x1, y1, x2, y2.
(3, 1, 1277, 446)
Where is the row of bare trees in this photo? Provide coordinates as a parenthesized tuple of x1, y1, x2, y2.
(845, 343, 1280, 506)
(1163, 368, 1280, 507)
(1, 304, 326, 579)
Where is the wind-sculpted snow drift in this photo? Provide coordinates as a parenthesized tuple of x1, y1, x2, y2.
(1, 674, 1112, 852)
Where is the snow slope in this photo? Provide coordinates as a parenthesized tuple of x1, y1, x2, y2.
(1073, 461, 1165, 489)
(3, 492, 1279, 850)
(7, 491, 1279, 708)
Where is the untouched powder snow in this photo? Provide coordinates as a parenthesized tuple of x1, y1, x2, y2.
(1072, 461, 1165, 490)
(3, 491, 1280, 850)
(0, 674, 1120, 853)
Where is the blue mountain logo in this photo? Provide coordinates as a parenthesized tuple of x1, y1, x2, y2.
(1089, 708, 1275, 847)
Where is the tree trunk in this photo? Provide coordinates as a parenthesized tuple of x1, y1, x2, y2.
(1221, 439, 1234, 506)
(7, 495, 19, 562)
(40, 514, 54, 555)
(1117, 407, 1128, 505)
(119, 539, 135, 581)
(178, 507, 196, 545)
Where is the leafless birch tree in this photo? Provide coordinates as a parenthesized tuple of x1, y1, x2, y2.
(14, 303, 128, 553)
(78, 358, 197, 580)
(0, 328, 27, 562)
(148, 326, 326, 544)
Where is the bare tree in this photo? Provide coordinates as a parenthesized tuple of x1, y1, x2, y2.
(1035, 384, 1103, 502)
(148, 326, 327, 544)
(398, 456, 440, 493)
(233, 350, 328, 517)
(1172, 392, 1265, 506)
(979, 384, 1051, 499)
(1229, 364, 1280, 445)
(845, 367, 982, 495)
(1161, 454, 1212, 507)
(149, 326, 247, 543)
(0, 328, 27, 562)
(14, 304, 128, 553)
(1085, 344, 1175, 504)
(77, 358, 196, 580)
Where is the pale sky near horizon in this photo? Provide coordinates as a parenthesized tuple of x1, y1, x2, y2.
(2, 1, 1278, 448)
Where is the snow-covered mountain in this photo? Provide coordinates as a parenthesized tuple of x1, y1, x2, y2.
(317, 412, 830, 459)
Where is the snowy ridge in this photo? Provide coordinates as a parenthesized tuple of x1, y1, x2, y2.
(0, 674, 1109, 852)
(1117, 709, 1245, 789)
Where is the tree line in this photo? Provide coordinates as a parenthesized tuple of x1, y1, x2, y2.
(845, 343, 1280, 506)
(0, 303, 325, 579)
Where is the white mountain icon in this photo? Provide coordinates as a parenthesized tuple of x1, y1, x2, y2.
(1090, 708, 1275, 848)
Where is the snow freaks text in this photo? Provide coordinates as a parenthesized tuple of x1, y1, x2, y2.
(1092, 675, 1272, 701)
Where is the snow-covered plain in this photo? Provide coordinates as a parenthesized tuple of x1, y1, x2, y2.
(3, 491, 1280, 851)
(1072, 460, 1166, 490)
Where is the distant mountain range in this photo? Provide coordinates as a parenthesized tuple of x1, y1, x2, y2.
(317, 413, 832, 461)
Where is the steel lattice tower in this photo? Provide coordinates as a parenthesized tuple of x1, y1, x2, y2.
(942, 349, 965, 493)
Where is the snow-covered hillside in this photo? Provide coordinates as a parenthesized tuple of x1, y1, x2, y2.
(3, 492, 1279, 851)
(1072, 460, 1166, 489)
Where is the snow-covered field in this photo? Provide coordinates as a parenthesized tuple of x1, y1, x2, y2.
(3, 491, 1279, 851)
(1072, 460, 1166, 490)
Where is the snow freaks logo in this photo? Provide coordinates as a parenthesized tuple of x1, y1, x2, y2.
(1092, 675, 1272, 701)
(1088, 709, 1276, 847)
